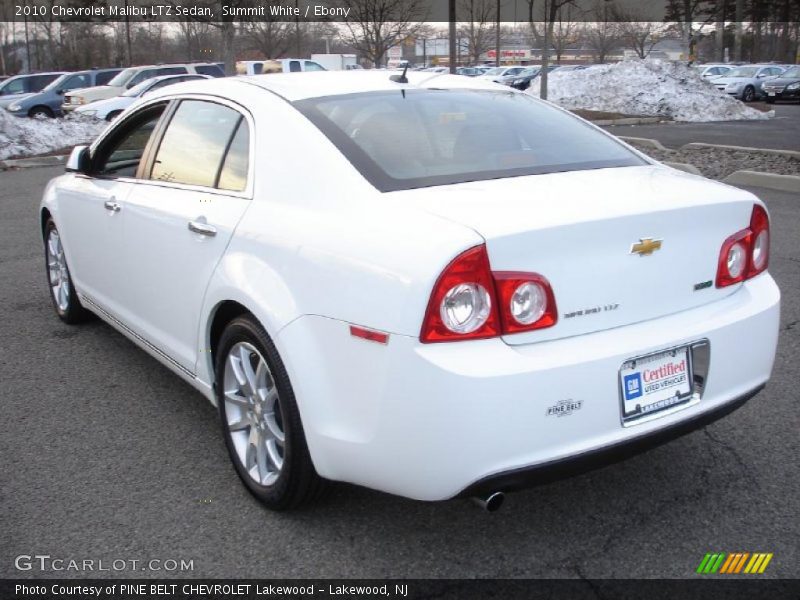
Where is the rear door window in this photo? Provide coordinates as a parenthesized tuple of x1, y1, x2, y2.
(149, 100, 243, 188)
(289, 60, 301, 72)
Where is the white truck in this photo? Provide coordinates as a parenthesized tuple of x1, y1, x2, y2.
(310, 54, 361, 71)
(235, 58, 326, 75)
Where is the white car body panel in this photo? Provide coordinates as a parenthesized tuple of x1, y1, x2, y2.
(41, 72, 781, 502)
(75, 95, 134, 119)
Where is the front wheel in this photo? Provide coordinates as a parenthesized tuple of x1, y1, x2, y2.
(29, 106, 54, 118)
(742, 86, 755, 102)
(44, 219, 92, 324)
(216, 315, 326, 510)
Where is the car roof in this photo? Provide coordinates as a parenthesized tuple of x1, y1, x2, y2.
(7, 71, 66, 80)
(182, 70, 506, 102)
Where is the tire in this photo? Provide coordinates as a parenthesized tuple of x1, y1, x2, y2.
(766, 98, 775, 104)
(29, 105, 54, 118)
(44, 218, 93, 324)
(106, 110, 122, 122)
(216, 315, 326, 510)
(742, 86, 755, 102)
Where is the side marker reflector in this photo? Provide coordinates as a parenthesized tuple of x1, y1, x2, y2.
(350, 325, 389, 344)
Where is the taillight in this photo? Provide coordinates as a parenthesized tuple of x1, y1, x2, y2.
(716, 204, 770, 288)
(494, 273, 558, 334)
(420, 245, 557, 343)
(420, 246, 500, 343)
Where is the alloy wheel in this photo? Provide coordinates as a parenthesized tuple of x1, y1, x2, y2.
(223, 342, 286, 486)
(47, 229, 70, 312)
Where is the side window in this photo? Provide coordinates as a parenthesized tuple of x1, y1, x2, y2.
(289, 60, 301, 72)
(95, 70, 120, 86)
(31, 74, 59, 92)
(217, 120, 250, 192)
(150, 100, 242, 188)
(195, 64, 225, 77)
(59, 73, 91, 92)
(149, 77, 181, 91)
(1, 78, 26, 95)
(92, 104, 167, 178)
(127, 69, 157, 88)
(304, 61, 325, 72)
(158, 67, 187, 76)
(253, 63, 264, 75)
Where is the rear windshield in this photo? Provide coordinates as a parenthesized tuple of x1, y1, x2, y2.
(294, 89, 646, 192)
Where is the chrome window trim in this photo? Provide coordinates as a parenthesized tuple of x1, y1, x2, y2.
(88, 93, 255, 200)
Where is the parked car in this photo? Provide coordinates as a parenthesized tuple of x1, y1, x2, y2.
(5, 68, 122, 118)
(501, 65, 560, 90)
(62, 63, 224, 112)
(760, 65, 800, 103)
(41, 72, 779, 510)
(0, 72, 64, 109)
(74, 74, 212, 121)
(711, 64, 786, 101)
(455, 67, 483, 77)
(692, 64, 733, 79)
(477, 66, 528, 82)
(236, 59, 326, 76)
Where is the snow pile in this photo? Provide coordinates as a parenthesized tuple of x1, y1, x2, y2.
(0, 109, 107, 160)
(529, 59, 772, 122)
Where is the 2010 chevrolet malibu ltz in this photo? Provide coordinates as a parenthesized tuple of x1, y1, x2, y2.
(40, 71, 780, 510)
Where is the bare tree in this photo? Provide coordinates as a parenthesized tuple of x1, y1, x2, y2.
(337, 0, 428, 67)
(243, 21, 295, 59)
(457, 0, 495, 63)
(537, 0, 576, 100)
(615, 9, 668, 58)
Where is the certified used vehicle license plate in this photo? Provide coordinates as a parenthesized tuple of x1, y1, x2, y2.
(619, 346, 693, 423)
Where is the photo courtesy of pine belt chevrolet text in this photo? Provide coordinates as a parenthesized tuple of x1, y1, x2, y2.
(39, 70, 780, 511)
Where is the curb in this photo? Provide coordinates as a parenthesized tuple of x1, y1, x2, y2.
(722, 170, 800, 193)
(0, 154, 68, 169)
(682, 143, 800, 160)
(619, 136, 670, 151)
(592, 117, 663, 126)
(663, 161, 702, 176)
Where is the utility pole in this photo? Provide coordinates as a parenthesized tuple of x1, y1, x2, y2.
(124, 0, 133, 66)
(495, 0, 501, 67)
(449, 0, 456, 73)
(23, 14, 31, 72)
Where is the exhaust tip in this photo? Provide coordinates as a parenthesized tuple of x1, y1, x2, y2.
(472, 491, 505, 512)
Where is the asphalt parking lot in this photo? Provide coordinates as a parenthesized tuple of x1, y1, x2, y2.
(1, 166, 798, 579)
(604, 103, 800, 150)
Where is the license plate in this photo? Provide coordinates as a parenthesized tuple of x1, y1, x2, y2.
(619, 346, 693, 423)
(768, 92, 776, 96)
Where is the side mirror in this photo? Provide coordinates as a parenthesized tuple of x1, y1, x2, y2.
(66, 145, 90, 174)
(56, 89, 64, 95)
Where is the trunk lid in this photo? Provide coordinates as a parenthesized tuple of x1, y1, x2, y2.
(391, 165, 756, 345)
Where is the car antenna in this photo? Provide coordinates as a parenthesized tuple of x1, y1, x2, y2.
(390, 63, 409, 84)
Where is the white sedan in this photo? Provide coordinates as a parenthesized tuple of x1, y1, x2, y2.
(41, 71, 780, 511)
(74, 73, 211, 121)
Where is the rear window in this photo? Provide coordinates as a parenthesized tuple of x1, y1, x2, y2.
(295, 89, 646, 192)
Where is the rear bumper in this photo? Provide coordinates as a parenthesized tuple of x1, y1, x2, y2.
(277, 274, 780, 501)
(458, 383, 763, 497)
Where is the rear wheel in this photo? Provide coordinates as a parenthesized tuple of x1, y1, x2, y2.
(29, 105, 54, 118)
(742, 86, 755, 102)
(44, 219, 92, 324)
(216, 315, 326, 510)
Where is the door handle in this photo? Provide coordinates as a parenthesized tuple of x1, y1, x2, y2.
(188, 220, 217, 237)
(103, 200, 121, 212)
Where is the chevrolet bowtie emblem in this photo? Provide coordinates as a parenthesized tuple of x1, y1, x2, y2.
(630, 238, 663, 256)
